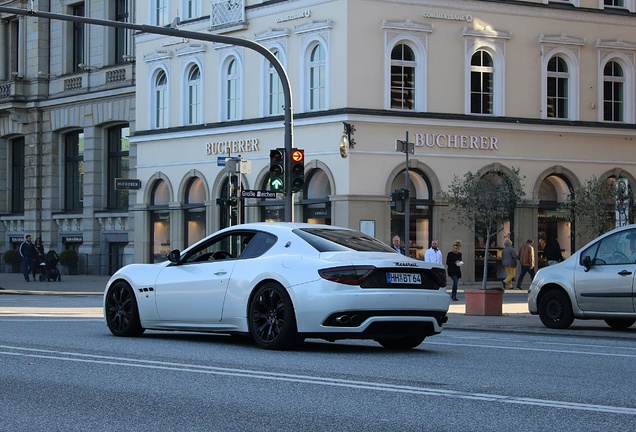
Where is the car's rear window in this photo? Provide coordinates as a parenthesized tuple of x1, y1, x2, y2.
(294, 228, 396, 253)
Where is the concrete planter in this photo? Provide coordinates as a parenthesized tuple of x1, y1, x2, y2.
(465, 289, 504, 316)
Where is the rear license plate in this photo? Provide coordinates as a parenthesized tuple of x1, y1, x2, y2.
(386, 272, 422, 285)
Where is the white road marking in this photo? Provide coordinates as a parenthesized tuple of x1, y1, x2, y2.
(427, 340, 636, 358)
(0, 344, 634, 415)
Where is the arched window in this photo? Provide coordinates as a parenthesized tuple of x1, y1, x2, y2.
(603, 61, 624, 122)
(186, 64, 202, 125)
(470, 50, 494, 114)
(268, 49, 284, 116)
(390, 44, 416, 110)
(547, 56, 569, 118)
(225, 58, 240, 120)
(153, 69, 168, 128)
(309, 44, 326, 111)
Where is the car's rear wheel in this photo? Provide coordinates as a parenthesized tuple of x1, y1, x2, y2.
(538, 290, 574, 329)
(376, 335, 426, 350)
(249, 282, 302, 350)
(604, 318, 636, 329)
(105, 281, 145, 337)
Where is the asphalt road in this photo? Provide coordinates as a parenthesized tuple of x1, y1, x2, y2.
(1, 294, 635, 431)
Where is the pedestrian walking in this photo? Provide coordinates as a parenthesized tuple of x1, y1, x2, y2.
(19, 235, 37, 282)
(501, 239, 518, 290)
(391, 235, 405, 255)
(516, 239, 535, 289)
(446, 240, 463, 301)
(424, 240, 443, 265)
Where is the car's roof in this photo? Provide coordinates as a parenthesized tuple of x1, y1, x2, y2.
(224, 222, 352, 233)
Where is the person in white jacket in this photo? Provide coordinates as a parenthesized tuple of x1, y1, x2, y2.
(424, 240, 443, 265)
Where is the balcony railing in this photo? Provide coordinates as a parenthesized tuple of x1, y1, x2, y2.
(210, 0, 245, 28)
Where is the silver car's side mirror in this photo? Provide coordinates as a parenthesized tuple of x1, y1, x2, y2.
(582, 255, 593, 272)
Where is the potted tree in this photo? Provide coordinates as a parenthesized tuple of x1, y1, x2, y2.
(59, 249, 79, 275)
(3, 249, 22, 273)
(443, 168, 526, 315)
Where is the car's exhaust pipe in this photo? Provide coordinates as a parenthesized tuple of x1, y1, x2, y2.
(335, 314, 361, 325)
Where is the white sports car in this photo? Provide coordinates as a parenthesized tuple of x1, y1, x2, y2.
(104, 222, 450, 350)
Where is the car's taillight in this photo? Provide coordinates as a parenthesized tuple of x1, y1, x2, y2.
(318, 265, 376, 286)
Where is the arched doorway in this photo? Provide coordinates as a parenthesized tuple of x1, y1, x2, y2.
(390, 169, 433, 260)
(149, 180, 171, 263)
(537, 174, 573, 268)
(184, 177, 206, 247)
(218, 174, 242, 228)
(302, 169, 331, 224)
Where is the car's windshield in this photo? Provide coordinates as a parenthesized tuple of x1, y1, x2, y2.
(294, 228, 396, 253)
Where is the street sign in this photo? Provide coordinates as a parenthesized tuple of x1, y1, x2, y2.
(395, 139, 414, 154)
(241, 189, 278, 199)
(240, 159, 252, 174)
(114, 178, 142, 190)
(217, 157, 226, 167)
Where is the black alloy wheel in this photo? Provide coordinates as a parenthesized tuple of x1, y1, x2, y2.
(249, 282, 302, 350)
(105, 281, 145, 337)
(538, 290, 574, 329)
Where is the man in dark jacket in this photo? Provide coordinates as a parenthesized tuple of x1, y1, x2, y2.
(19, 235, 36, 282)
(543, 235, 564, 266)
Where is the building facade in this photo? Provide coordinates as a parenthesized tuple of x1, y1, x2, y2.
(3, 0, 636, 281)
(0, 0, 136, 274)
(132, 0, 636, 282)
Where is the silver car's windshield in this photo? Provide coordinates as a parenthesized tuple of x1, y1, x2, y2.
(294, 228, 396, 253)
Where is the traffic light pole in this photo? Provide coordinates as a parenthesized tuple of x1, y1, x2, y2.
(0, 4, 296, 221)
(404, 131, 411, 257)
(395, 133, 413, 256)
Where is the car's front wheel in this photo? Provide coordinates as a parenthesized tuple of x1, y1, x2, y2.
(538, 290, 574, 329)
(604, 318, 636, 329)
(376, 335, 426, 350)
(249, 282, 302, 350)
(105, 281, 145, 337)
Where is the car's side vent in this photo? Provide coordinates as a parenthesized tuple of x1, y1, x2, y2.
(138, 287, 154, 293)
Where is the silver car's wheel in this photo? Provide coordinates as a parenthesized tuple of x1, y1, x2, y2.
(249, 282, 302, 350)
(376, 335, 426, 350)
(604, 318, 635, 329)
(538, 290, 574, 329)
(105, 281, 145, 337)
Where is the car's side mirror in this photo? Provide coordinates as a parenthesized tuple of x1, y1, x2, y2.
(167, 249, 181, 264)
(582, 255, 593, 272)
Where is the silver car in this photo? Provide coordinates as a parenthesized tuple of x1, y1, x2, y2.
(528, 224, 636, 329)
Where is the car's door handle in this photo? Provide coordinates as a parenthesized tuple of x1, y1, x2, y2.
(214, 270, 227, 276)
(617, 270, 632, 276)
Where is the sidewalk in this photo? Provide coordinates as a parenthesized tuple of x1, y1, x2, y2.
(0, 273, 633, 339)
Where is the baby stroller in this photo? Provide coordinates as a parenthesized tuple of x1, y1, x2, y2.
(40, 250, 62, 282)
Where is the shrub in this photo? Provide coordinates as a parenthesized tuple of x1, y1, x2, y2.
(59, 249, 79, 267)
(3, 249, 21, 265)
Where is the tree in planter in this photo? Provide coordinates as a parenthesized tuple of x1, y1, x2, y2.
(442, 168, 526, 290)
(564, 175, 635, 245)
(59, 249, 79, 274)
(3, 249, 22, 272)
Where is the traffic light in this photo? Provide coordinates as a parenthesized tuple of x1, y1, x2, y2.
(289, 148, 305, 193)
(390, 188, 408, 213)
(269, 148, 285, 192)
